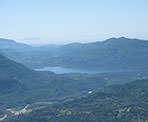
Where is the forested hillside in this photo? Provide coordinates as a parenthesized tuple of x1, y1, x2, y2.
(12, 79, 148, 122)
(0, 54, 108, 108)
(1, 37, 148, 71)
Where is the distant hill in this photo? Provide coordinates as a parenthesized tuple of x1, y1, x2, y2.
(0, 38, 33, 52)
(0, 38, 61, 68)
(56, 37, 148, 71)
(0, 38, 15, 42)
(0, 38, 35, 63)
(12, 78, 148, 122)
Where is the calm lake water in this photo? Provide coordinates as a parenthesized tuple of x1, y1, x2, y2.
(35, 66, 101, 74)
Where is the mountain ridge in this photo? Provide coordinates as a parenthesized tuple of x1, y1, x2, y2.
(1, 37, 148, 71)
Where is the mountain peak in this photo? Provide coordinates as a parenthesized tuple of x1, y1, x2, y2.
(118, 36, 127, 39)
(104, 37, 132, 43)
(107, 37, 128, 40)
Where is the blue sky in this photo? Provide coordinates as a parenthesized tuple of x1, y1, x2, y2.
(0, 0, 148, 45)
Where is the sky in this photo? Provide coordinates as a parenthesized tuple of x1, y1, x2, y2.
(0, 0, 148, 45)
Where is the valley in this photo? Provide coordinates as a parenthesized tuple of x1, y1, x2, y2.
(1, 37, 148, 121)
(1, 1, 148, 121)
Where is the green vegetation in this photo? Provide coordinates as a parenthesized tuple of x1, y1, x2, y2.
(12, 79, 148, 122)
(0, 54, 108, 108)
(1, 37, 148, 121)
(1, 37, 148, 71)
(56, 37, 148, 71)
(0, 54, 147, 109)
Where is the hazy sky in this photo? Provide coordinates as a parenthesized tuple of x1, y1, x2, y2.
(0, 0, 148, 45)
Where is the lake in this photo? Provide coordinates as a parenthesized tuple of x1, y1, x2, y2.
(35, 66, 102, 74)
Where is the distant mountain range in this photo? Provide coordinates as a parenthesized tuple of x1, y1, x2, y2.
(0, 37, 148, 71)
